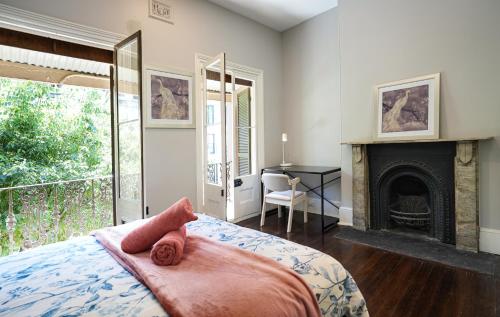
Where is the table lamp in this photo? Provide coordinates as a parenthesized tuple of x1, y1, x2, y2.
(280, 133, 292, 167)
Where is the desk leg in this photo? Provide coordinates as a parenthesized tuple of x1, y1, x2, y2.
(260, 169, 264, 209)
(321, 174, 325, 233)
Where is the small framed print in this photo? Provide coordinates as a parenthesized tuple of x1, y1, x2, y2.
(145, 67, 194, 129)
(149, 0, 174, 24)
(374, 73, 440, 141)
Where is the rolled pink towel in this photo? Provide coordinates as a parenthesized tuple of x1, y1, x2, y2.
(121, 197, 197, 254)
(150, 225, 187, 266)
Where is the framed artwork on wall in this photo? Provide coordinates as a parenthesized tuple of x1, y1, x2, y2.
(374, 73, 440, 141)
(145, 67, 194, 129)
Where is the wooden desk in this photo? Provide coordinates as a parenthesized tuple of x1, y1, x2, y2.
(261, 165, 341, 232)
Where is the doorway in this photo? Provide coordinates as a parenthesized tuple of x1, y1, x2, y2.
(196, 54, 264, 222)
(0, 28, 144, 256)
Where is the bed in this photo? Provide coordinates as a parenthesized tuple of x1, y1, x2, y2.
(0, 213, 368, 317)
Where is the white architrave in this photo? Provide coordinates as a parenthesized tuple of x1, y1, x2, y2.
(0, 3, 124, 50)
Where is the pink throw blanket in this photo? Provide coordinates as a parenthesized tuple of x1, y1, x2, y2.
(94, 226, 321, 317)
(121, 197, 197, 254)
(151, 225, 187, 266)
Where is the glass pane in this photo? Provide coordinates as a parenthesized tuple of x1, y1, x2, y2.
(205, 59, 226, 186)
(236, 86, 252, 176)
(206, 98, 222, 185)
(117, 38, 141, 201)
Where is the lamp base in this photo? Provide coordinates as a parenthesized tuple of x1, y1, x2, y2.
(280, 162, 293, 167)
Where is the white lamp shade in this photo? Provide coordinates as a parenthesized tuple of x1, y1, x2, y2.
(282, 133, 288, 142)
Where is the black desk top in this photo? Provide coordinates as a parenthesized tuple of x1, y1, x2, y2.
(262, 165, 341, 175)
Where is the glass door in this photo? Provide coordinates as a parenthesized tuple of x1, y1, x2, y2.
(113, 31, 144, 224)
(202, 53, 227, 219)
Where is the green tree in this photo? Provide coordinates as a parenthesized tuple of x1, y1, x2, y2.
(0, 78, 113, 255)
(0, 78, 111, 187)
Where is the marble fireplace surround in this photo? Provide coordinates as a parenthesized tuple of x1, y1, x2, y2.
(345, 137, 493, 253)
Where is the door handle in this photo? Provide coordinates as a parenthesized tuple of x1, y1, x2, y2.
(234, 179, 243, 187)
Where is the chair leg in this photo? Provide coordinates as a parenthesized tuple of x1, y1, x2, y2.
(304, 196, 308, 223)
(260, 198, 267, 227)
(287, 203, 294, 233)
(278, 205, 282, 218)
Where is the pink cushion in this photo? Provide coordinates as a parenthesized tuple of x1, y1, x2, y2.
(121, 197, 197, 254)
(150, 225, 187, 266)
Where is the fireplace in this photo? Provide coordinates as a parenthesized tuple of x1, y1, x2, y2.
(368, 142, 455, 244)
(350, 138, 483, 252)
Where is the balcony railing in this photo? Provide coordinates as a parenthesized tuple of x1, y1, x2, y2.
(207, 163, 221, 184)
(0, 176, 113, 256)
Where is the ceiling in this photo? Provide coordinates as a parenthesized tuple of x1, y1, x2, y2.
(207, 0, 338, 32)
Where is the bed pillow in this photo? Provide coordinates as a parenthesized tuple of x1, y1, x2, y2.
(121, 197, 197, 254)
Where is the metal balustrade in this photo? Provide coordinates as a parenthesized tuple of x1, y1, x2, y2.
(0, 176, 113, 256)
(207, 163, 221, 184)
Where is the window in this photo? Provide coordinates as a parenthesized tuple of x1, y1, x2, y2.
(207, 104, 215, 125)
(207, 133, 215, 154)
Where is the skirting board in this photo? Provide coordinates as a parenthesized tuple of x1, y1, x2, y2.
(339, 207, 353, 226)
(304, 197, 341, 218)
(479, 227, 500, 255)
(229, 211, 262, 224)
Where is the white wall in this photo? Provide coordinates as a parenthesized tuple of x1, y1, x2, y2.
(0, 0, 284, 214)
(338, 0, 500, 233)
(281, 9, 342, 217)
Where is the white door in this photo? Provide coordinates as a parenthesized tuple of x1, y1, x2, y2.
(202, 53, 227, 220)
(228, 76, 260, 221)
(113, 31, 144, 224)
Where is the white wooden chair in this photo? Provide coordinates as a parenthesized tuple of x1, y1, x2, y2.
(260, 173, 308, 233)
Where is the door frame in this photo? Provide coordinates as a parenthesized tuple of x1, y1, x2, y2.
(195, 53, 265, 221)
(0, 12, 136, 225)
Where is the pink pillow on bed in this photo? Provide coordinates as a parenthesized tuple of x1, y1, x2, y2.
(121, 197, 197, 254)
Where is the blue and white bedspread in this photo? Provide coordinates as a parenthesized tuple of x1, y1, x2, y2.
(0, 213, 368, 317)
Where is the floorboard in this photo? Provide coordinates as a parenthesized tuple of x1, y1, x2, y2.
(237, 212, 498, 317)
(496, 278, 500, 316)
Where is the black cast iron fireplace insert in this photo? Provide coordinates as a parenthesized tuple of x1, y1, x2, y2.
(368, 142, 456, 244)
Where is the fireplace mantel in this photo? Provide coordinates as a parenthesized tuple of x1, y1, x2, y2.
(350, 139, 487, 252)
(342, 136, 493, 145)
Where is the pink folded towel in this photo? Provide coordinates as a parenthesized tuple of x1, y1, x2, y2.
(121, 197, 198, 254)
(151, 225, 187, 266)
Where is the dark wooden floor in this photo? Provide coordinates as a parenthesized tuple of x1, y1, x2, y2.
(238, 211, 499, 317)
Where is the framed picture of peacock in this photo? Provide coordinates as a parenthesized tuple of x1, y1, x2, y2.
(145, 67, 194, 128)
(374, 73, 440, 141)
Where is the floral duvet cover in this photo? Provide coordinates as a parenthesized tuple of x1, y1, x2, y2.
(0, 213, 368, 317)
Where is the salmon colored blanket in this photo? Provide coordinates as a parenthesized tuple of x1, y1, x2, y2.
(94, 226, 321, 317)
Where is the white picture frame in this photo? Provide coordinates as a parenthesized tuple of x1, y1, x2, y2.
(149, 0, 174, 24)
(374, 73, 440, 141)
(144, 67, 194, 129)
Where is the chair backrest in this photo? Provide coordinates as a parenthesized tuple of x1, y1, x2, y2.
(261, 173, 290, 192)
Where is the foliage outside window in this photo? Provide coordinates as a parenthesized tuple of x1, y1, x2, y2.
(0, 78, 111, 188)
(0, 77, 112, 256)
